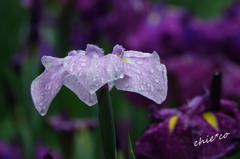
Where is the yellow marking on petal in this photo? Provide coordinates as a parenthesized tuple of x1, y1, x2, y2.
(202, 112, 219, 131)
(168, 116, 179, 133)
(121, 58, 131, 63)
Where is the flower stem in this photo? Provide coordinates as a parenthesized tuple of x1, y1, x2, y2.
(96, 85, 117, 159)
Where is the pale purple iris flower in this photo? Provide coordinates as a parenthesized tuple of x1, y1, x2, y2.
(31, 44, 167, 115)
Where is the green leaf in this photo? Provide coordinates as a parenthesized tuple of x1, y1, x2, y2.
(128, 131, 136, 159)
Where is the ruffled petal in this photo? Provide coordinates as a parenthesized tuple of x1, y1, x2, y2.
(30, 65, 68, 116)
(41, 56, 61, 70)
(114, 51, 167, 104)
(85, 44, 104, 58)
(112, 44, 124, 58)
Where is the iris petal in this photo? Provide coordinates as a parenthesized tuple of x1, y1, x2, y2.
(114, 51, 167, 104)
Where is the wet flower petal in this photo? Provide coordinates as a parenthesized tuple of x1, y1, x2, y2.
(64, 52, 124, 94)
(31, 65, 68, 116)
(114, 50, 167, 104)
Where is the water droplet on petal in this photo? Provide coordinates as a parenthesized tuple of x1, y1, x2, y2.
(149, 68, 155, 73)
(38, 101, 43, 106)
(154, 78, 159, 83)
(81, 63, 86, 66)
(79, 58, 86, 62)
(40, 107, 47, 116)
(119, 74, 124, 78)
(51, 73, 57, 80)
(95, 83, 99, 87)
(100, 78, 104, 83)
(45, 84, 51, 90)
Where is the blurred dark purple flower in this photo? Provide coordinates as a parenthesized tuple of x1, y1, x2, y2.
(47, 114, 98, 132)
(123, 3, 204, 57)
(59, 0, 101, 14)
(135, 94, 240, 159)
(165, 54, 240, 104)
(13, 40, 56, 66)
(0, 141, 23, 159)
(116, 117, 132, 156)
(99, 0, 150, 46)
(15, 0, 56, 66)
(36, 145, 62, 159)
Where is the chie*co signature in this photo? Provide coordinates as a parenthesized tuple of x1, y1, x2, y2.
(194, 132, 230, 146)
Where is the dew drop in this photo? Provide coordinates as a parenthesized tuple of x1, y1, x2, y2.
(95, 83, 99, 87)
(100, 78, 104, 83)
(51, 73, 57, 80)
(40, 107, 47, 116)
(154, 78, 159, 83)
(45, 84, 51, 90)
(137, 61, 142, 64)
(79, 58, 86, 62)
(81, 63, 86, 66)
(149, 68, 155, 73)
(119, 74, 124, 78)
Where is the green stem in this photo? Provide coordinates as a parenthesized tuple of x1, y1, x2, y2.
(96, 85, 117, 159)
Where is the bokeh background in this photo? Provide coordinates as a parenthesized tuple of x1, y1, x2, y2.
(1, 0, 240, 158)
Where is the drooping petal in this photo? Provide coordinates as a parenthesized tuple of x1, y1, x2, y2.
(64, 53, 124, 94)
(31, 65, 68, 116)
(114, 51, 167, 104)
(63, 75, 98, 106)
